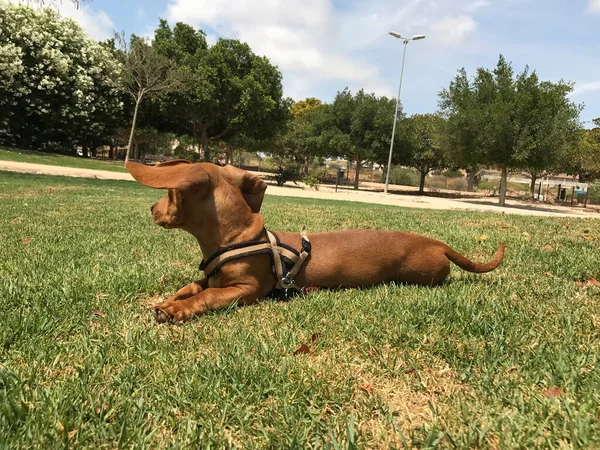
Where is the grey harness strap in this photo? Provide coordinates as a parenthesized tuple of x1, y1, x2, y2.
(199, 228, 311, 293)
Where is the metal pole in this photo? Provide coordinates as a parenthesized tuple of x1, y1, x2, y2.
(384, 40, 409, 194)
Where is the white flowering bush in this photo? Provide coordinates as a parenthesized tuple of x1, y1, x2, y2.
(0, 2, 122, 152)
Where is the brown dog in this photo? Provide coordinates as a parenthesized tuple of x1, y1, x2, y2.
(126, 160, 504, 323)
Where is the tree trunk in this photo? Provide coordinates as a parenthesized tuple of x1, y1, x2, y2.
(200, 124, 210, 161)
(134, 142, 140, 162)
(419, 170, 426, 194)
(353, 159, 362, 190)
(529, 174, 537, 197)
(499, 166, 508, 206)
(108, 144, 114, 160)
(125, 93, 143, 164)
(91, 146, 97, 158)
(467, 170, 476, 192)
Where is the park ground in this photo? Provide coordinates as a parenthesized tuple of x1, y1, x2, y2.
(1, 149, 598, 218)
(1, 169, 600, 448)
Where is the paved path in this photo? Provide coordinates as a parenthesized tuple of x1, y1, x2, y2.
(1, 160, 597, 218)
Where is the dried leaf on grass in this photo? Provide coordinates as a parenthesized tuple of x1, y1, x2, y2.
(478, 235, 488, 241)
(574, 278, 600, 288)
(360, 384, 373, 394)
(544, 244, 553, 251)
(588, 277, 600, 286)
(293, 344, 312, 356)
(543, 386, 565, 398)
(311, 333, 320, 345)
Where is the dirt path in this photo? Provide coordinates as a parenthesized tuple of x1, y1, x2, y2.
(1, 160, 597, 218)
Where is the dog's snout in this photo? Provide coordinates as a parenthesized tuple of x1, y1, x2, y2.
(150, 204, 156, 213)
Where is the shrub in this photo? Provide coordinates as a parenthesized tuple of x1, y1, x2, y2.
(374, 167, 421, 186)
(302, 168, 326, 190)
(274, 164, 301, 186)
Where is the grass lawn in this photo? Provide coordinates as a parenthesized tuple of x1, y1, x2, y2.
(0, 148, 128, 173)
(1, 171, 599, 448)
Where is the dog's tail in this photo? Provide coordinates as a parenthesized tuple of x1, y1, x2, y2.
(444, 243, 505, 273)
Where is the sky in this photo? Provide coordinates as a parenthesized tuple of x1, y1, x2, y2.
(30, 0, 600, 125)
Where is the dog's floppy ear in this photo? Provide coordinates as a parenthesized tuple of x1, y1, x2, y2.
(223, 165, 268, 213)
(126, 160, 208, 190)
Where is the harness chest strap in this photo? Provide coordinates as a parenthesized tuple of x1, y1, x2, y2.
(199, 228, 310, 291)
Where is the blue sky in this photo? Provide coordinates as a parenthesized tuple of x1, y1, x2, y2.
(46, 0, 600, 125)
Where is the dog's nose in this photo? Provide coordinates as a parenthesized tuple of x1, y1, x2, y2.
(150, 204, 155, 213)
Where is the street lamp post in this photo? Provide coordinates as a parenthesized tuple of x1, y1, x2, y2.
(384, 32, 425, 194)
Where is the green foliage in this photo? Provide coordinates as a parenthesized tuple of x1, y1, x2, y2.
(330, 89, 400, 189)
(172, 135, 201, 162)
(151, 21, 288, 160)
(438, 68, 486, 174)
(440, 55, 581, 204)
(400, 114, 446, 193)
(378, 166, 421, 186)
(273, 165, 300, 186)
(560, 122, 600, 182)
(271, 102, 332, 175)
(443, 169, 464, 178)
(0, 3, 122, 152)
(301, 167, 326, 190)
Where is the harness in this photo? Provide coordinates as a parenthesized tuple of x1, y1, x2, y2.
(199, 227, 312, 298)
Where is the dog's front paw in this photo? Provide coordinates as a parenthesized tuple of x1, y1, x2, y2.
(152, 300, 192, 324)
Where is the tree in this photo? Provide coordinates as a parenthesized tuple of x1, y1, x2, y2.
(439, 68, 485, 191)
(515, 79, 581, 195)
(402, 114, 446, 194)
(440, 55, 580, 205)
(560, 120, 600, 182)
(272, 99, 331, 175)
(0, 3, 122, 153)
(116, 35, 182, 164)
(151, 20, 287, 161)
(330, 89, 399, 190)
(290, 97, 324, 118)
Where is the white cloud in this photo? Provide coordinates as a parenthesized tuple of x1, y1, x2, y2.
(589, 0, 600, 13)
(571, 81, 600, 97)
(430, 15, 477, 45)
(164, 0, 488, 101)
(466, 0, 492, 12)
(9, 0, 115, 40)
(165, 0, 386, 100)
(57, 3, 115, 40)
(205, 34, 217, 46)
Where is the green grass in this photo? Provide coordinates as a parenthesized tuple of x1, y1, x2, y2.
(1, 171, 600, 449)
(0, 148, 128, 173)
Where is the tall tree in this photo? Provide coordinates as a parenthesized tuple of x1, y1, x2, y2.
(330, 89, 398, 190)
(514, 78, 581, 194)
(560, 120, 600, 182)
(439, 68, 485, 191)
(440, 55, 580, 205)
(0, 2, 122, 153)
(116, 35, 182, 164)
(152, 20, 287, 161)
(401, 114, 446, 194)
(272, 98, 331, 175)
